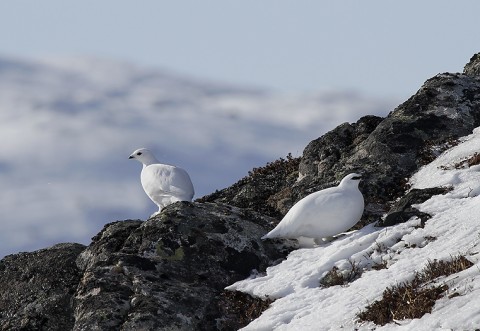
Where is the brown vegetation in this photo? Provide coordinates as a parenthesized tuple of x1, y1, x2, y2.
(357, 255, 473, 326)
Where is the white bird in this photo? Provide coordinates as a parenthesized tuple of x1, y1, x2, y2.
(129, 148, 194, 215)
(262, 173, 364, 245)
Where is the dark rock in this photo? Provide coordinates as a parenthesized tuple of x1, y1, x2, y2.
(464, 53, 480, 77)
(0, 243, 86, 331)
(201, 67, 480, 231)
(379, 187, 452, 227)
(199, 116, 382, 219)
(216, 290, 274, 330)
(73, 202, 291, 331)
(297, 115, 384, 186)
(198, 154, 300, 219)
(75, 219, 143, 270)
(296, 72, 480, 228)
(0, 204, 290, 331)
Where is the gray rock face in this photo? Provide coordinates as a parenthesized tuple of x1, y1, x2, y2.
(0, 243, 86, 331)
(0, 203, 289, 331)
(379, 187, 452, 227)
(348, 71, 480, 224)
(203, 68, 480, 228)
(2, 54, 480, 330)
(73, 202, 289, 331)
(464, 52, 480, 77)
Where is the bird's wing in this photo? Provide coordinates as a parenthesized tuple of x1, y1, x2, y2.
(266, 189, 344, 238)
(142, 164, 194, 200)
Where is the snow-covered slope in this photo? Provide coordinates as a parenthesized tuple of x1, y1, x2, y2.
(229, 128, 480, 330)
(0, 56, 395, 258)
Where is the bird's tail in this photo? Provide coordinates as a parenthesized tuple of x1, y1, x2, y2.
(261, 229, 277, 240)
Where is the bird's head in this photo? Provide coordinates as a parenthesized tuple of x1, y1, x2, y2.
(339, 173, 363, 188)
(129, 148, 158, 166)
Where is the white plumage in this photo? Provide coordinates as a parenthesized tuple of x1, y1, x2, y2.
(262, 173, 364, 244)
(129, 148, 194, 215)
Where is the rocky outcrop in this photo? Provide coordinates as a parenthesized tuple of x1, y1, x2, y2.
(198, 154, 301, 219)
(1, 53, 480, 330)
(0, 243, 86, 331)
(203, 55, 480, 228)
(0, 202, 290, 331)
(464, 53, 480, 77)
(73, 202, 291, 331)
(377, 187, 452, 227)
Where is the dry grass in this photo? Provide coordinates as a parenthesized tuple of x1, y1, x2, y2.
(468, 153, 480, 167)
(320, 260, 363, 287)
(420, 138, 459, 165)
(357, 255, 473, 326)
(217, 290, 274, 330)
(371, 260, 388, 271)
(440, 152, 480, 170)
(358, 282, 447, 325)
(244, 153, 300, 182)
(418, 256, 473, 283)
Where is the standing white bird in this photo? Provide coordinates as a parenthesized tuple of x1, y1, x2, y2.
(262, 173, 364, 245)
(129, 148, 194, 215)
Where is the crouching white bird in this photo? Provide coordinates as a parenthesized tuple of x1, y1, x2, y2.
(129, 148, 194, 215)
(262, 173, 364, 245)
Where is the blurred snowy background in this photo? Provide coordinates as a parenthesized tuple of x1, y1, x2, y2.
(0, 0, 479, 257)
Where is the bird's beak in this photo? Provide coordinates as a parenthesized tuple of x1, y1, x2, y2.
(128, 155, 134, 159)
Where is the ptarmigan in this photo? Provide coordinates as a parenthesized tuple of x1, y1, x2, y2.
(129, 148, 194, 215)
(262, 173, 364, 245)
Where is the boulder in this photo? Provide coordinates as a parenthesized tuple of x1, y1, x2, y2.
(464, 52, 480, 77)
(379, 187, 452, 227)
(202, 67, 480, 229)
(73, 202, 291, 331)
(0, 243, 86, 331)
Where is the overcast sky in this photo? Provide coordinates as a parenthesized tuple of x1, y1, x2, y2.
(1, 1, 479, 99)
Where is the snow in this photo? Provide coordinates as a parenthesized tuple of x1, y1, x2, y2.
(228, 128, 480, 330)
(0, 55, 396, 258)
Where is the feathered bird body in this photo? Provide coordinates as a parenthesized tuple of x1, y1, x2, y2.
(140, 163, 194, 208)
(129, 148, 194, 214)
(262, 173, 364, 242)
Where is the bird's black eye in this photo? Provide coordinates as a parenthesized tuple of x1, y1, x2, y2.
(136, 152, 142, 156)
(352, 176, 362, 180)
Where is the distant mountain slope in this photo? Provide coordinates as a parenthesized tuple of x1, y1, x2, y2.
(0, 56, 396, 258)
